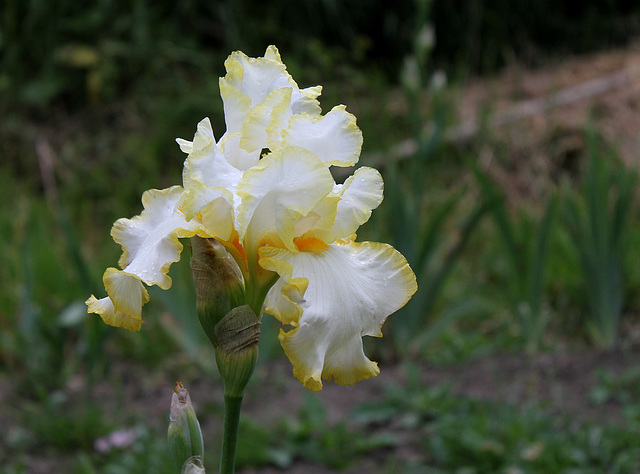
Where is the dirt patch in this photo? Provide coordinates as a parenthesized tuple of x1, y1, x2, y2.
(456, 43, 640, 202)
(422, 349, 640, 424)
(457, 42, 640, 155)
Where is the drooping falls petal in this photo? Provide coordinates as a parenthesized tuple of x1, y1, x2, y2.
(103, 267, 150, 317)
(236, 146, 335, 251)
(262, 275, 309, 326)
(86, 295, 143, 332)
(260, 240, 417, 391)
(282, 105, 363, 166)
(86, 269, 149, 332)
(111, 186, 205, 289)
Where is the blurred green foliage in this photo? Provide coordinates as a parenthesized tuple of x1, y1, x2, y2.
(472, 164, 558, 352)
(234, 394, 394, 470)
(563, 130, 637, 348)
(431, 0, 640, 74)
(3, 0, 640, 113)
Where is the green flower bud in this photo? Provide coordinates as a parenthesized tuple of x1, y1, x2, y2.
(168, 382, 204, 472)
(190, 237, 244, 347)
(215, 305, 260, 397)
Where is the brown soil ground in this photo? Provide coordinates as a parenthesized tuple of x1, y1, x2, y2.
(455, 41, 640, 202)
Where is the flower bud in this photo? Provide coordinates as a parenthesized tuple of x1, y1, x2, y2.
(215, 305, 260, 397)
(168, 382, 204, 472)
(190, 237, 244, 347)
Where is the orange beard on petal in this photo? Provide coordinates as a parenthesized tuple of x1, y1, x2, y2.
(293, 236, 328, 253)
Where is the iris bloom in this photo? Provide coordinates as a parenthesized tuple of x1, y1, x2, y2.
(87, 46, 417, 391)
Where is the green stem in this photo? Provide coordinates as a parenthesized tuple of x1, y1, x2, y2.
(220, 394, 243, 474)
(244, 263, 278, 318)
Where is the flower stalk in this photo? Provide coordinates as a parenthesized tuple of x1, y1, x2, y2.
(191, 236, 268, 472)
(214, 306, 261, 472)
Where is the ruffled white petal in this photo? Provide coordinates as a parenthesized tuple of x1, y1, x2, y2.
(224, 46, 320, 110)
(310, 167, 384, 243)
(181, 118, 243, 193)
(263, 276, 309, 326)
(260, 240, 417, 390)
(178, 119, 241, 236)
(282, 105, 363, 166)
(219, 133, 260, 171)
(181, 183, 235, 241)
(219, 83, 252, 136)
(220, 46, 321, 139)
(236, 146, 334, 251)
(240, 87, 292, 153)
(111, 186, 205, 289)
(221, 48, 289, 107)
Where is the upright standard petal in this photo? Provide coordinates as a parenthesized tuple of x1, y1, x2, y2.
(260, 240, 417, 390)
(236, 146, 334, 251)
(240, 87, 292, 153)
(219, 133, 260, 171)
(220, 46, 321, 137)
(282, 105, 363, 166)
(180, 118, 243, 193)
(221, 47, 289, 108)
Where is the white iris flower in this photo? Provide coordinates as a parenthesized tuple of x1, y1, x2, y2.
(87, 46, 417, 391)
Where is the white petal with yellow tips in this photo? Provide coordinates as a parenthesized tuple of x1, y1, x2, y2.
(261, 240, 417, 390)
(111, 186, 205, 289)
(236, 146, 334, 251)
(86, 268, 149, 332)
(220, 46, 321, 137)
(240, 87, 292, 153)
(180, 118, 243, 194)
(86, 294, 144, 332)
(310, 167, 384, 243)
(282, 105, 363, 167)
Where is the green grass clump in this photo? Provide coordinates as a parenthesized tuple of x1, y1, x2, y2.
(354, 369, 640, 473)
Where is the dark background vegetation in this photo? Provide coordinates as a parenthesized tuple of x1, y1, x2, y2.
(3, 0, 640, 472)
